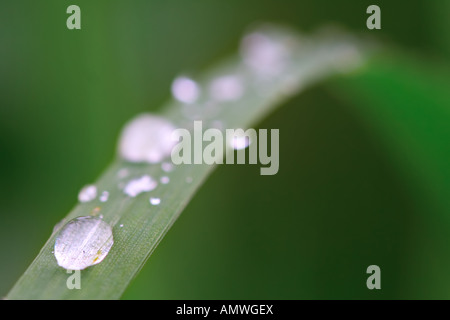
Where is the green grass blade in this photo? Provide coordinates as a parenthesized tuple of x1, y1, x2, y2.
(6, 26, 367, 299)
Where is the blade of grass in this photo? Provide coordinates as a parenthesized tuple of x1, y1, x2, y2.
(7, 25, 368, 299)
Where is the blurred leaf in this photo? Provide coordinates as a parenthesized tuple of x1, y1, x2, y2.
(328, 54, 450, 297)
(329, 53, 450, 215)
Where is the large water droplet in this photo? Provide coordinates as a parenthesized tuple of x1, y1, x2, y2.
(123, 175, 157, 197)
(171, 76, 200, 104)
(54, 216, 114, 270)
(118, 114, 177, 164)
(78, 185, 97, 203)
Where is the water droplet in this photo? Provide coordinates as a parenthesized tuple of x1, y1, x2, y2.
(99, 191, 109, 202)
(160, 176, 170, 184)
(229, 133, 251, 150)
(124, 175, 157, 197)
(161, 162, 174, 172)
(210, 75, 243, 102)
(78, 185, 97, 203)
(241, 32, 291, 75)
(119, 114, 177, 164)
(149, 197, 161, 205)
(171, 76, 200, 104)
(54, 216, 114, 270)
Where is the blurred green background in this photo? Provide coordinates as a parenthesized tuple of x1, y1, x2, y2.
(1, 0, 449, 299)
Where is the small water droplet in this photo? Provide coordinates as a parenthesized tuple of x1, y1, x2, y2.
(230, 133, 251, 150)
(210, 75, 244, 102)
(124, 175, 157, 197)
(160, 176, 170, 184)
(149, 197, 161, 205)
(99, 191, 109, 202)
(78, 185, 97, 203)
(171, 76, 200, 104)
(54, 216, 114, 270)
(241, 32, 291, 75)
(161, 162, 174, 172)
(118, 114, 177, 164)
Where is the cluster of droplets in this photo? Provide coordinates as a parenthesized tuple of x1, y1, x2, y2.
(78, 185, 111, 205)
(123, 175, 157, 197)
(55, 26, 364, 270)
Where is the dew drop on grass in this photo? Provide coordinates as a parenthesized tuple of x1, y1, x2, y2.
(160, 176, 170, 184)
(149, 197, 161, 205)
(99, 191, 109, 202)
(124, 175, 157, 197)
(229, 134, 251, 150)
(240, 32, 291, 75)
(171, 76, 200, 104)
(118, 114, 177, 164)
(54, 216, 114, 270)
(161, 162, 174, 172)
(78, 185, 97, 203)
